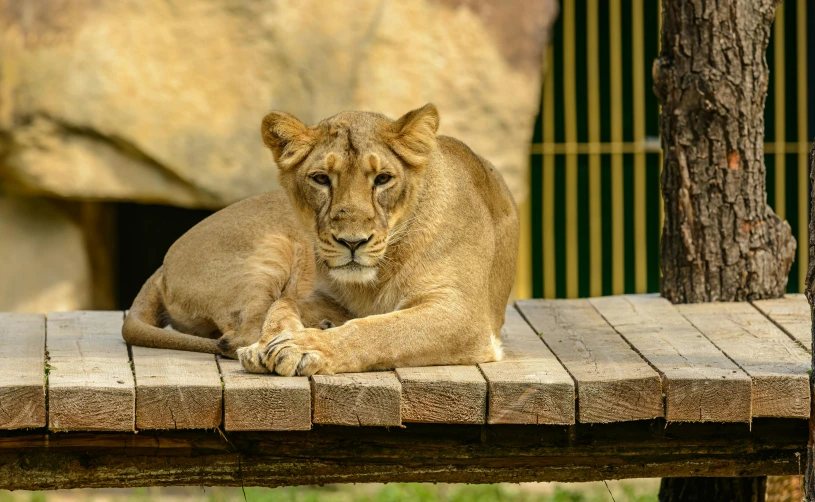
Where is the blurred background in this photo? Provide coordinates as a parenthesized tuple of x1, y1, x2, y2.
(0, 0, 556, 312)
(1, 0, 813, 314)
(0, 480, 660, 502)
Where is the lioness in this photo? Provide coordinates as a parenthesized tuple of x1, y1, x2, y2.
(122, 104, 518, 375)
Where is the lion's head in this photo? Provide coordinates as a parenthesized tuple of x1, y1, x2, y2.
(261, 104, 439, 284)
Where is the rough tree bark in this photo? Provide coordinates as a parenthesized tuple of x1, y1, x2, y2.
(766, 476, 804, 502)
(805, 146, 815, 501)
(654, 0, 795, 304)
(655, 0, 794, 500)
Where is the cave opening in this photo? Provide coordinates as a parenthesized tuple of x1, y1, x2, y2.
(114, 202, 214, 310)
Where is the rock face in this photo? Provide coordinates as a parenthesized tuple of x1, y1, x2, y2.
(0, 195, 92, 312)
(0, 0, 557, 313)
(0, 0, 558, 208)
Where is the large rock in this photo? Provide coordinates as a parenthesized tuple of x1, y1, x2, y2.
(0, 195, 92, 312)
(0, 0, 557, 208)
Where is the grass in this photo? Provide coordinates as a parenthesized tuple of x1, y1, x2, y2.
(1, 481, 659, 502)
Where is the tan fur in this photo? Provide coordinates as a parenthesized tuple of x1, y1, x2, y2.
(122, 104, 519, 375)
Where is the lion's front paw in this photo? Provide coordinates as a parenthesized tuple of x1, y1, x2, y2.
(263, 328, 331, 376)
(237, 342, 271, 374)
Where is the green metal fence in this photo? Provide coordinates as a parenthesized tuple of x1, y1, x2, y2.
(516, 0, 811, 299)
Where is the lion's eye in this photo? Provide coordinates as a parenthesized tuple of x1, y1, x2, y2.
(311, 173, 331, 186)
(374, 173, 392, 186)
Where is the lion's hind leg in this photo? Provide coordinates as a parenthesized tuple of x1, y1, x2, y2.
(217, 233, 315, 360)
(215, 298, 278, 359)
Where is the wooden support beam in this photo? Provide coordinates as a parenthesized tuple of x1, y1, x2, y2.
(311, 372, 401, 426)
(517, 299, 663, 423)
(47, 311, 134, 431)
(131, 346, 222, 430)
(396, 366, 486, 424)
(591, 295, 752, 422)
(219, 358, 311, 431)
(478, 307, 575, 424)
(0, 419, 805, 490)
(678, 302, 810, 419)
(0, 314, 45, 429)
(753, 295, 811, 350)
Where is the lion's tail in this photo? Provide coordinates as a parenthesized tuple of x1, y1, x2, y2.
(122, 269, 220, 354)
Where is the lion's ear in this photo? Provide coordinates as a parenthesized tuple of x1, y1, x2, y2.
(261, 111, 316, 169)
(384, 103, 440, 167)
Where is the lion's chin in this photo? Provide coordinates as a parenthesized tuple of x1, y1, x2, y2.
(327, 264, 378, 284)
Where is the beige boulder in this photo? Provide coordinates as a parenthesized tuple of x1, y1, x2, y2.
(0, 195, 92, 313)
(0, 0, 557, 208)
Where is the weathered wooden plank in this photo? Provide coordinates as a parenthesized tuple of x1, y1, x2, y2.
(219, 358, 310, 431)
(0, 419, 806, 489)
(312, 372, 401, 426)
(131, 346, 222, 429)
(677, 302, 810, 419)
(396, 366, 486, 424)
(47, 311, 134, 431)
(0, 313, 46, 429)
(478, 306, 575, 425)
(517, 299, 663, 423)
(752, 294, 811, 350)
(590, 295, 752, 422)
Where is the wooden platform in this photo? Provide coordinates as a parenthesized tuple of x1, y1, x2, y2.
(0, 294, 810, 431)
(0, 294, 810, 489)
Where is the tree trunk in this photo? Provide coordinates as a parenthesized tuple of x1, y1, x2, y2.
(654, 0, 795, 304)
(766, 475, 804, 502)
(659, 477, 766, 502)
(804, 146, 815, 501)
(655, 0, 795, 500)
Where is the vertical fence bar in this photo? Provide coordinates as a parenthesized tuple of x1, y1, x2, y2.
(563, 0, 578, 298)
(516, 197, 532, 298)
(587, 0, 602, 297)
(774, 3, 786, 220)
(542, 45, 557, 299)
(798, 0, 809, 292)
(632, 0, 647, 293)
(610, 0, 625, 294)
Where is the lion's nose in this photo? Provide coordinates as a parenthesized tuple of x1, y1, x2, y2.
(333, 235, 372, 252)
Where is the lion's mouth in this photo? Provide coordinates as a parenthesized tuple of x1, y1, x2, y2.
(327, 261, 379, 284)
(332, 253, 380, 269)
(335, 262, 372, 270)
